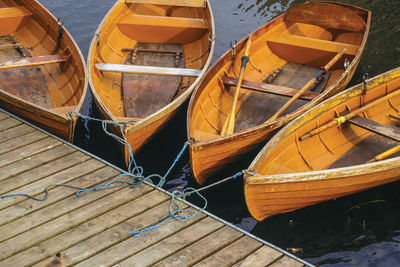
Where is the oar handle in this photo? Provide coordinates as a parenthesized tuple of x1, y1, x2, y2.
(367, 143, 400, 163)
(266, 48, 346, 123)
(221, 35, 253, 136)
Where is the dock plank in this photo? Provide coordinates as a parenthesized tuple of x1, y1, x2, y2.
(0, 158, 104, 210)
(269, 255, 305, 267)
(0, 137, 61, 168)
(1, 189, 167, 266)
(0, 117, 21, 131)
(117, 216, 224, 267)
(0, 166, 120, 226)
(0, 109, 308, 267)
(34, 200, 177, 266)
(193, 235, 263, 267)
(0, 112, 9, 120)
(231, 245, 284, 267)
(74, 213, 208, 266)
(0, 169, 149, 243)
(0, 130, 47, 155)
(0, 151, 90, 196)
(0, 142, 70, 180)
(0, 124, 34, 143)
(0, 184, 155, 261)
(154, 226, 243, 266)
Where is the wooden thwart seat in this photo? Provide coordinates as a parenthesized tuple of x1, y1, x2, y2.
(0, 6, 31, 35)
(96, 63, 201, 77)
(117, 14, 208, 43)
(0, 55, 66, 70)
(349, 116, 400, 142)
(125, 0, 206, 7)
(267, 33, 359, 56)
(222, 76, 320, 101)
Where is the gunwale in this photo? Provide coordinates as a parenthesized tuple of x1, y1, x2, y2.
(87, 0, 215, 157)
(0, 0, 88, 142)
(187, 1, 371, 184)
(245, 67, 400, 221)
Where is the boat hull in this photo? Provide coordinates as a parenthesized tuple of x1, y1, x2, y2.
(88, 0, 215, 161)
(188, 1, 370, 184)
(245, 67, 400, 221)
(0, 0, 87, 142)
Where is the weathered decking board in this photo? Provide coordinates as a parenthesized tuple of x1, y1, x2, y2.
(0, 109, 310, 266)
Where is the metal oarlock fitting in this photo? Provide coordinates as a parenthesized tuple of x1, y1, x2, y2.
(230, 40, 237, 59)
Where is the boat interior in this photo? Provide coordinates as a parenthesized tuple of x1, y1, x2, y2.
(0, 0, 85, 115)
(90, 0, 212, 121)
(190, 2, 369, 141)
(255, 74, 400, 176)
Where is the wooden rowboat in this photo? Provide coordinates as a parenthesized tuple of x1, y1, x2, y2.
(0, 0, 88, 142)
(88, 0, 214, 160)
(187, 1, 370, 184)
(245, 67, 400, 221)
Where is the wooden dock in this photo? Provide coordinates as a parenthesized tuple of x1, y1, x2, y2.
(0, 108, 311, 267)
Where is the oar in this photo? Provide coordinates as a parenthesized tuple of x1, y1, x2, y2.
(265, 48, 347, 123)
(367, 143, 400, 163)
(299, 88, 400, 141)
(220, 35, 253, 136)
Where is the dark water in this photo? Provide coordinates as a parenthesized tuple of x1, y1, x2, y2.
(38, 1, 400, 266)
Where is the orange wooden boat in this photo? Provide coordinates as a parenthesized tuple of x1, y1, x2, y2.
(187, 1, 371, 185)
(88, 0, 214, 160)
(245, 67, 400, 221)
(0, 0, 88, 142)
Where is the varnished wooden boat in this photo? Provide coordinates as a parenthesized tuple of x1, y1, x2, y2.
(88, 0, 214, 160)
(0, 0, 87, 142)
(187, 1, 370, 184)
(245, 67, 400, 221)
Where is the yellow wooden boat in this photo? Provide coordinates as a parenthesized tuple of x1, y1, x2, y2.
(187, 1, 370, 184)
(88, 0, 214, 160)
(245, 67, 400, 221)
(0, 0, 88, 142)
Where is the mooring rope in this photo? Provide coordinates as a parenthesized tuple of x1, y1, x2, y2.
(0, 113, 244, 238)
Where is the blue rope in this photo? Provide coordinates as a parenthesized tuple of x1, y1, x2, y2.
(0, 113, 242, 239)
(0, 114, 188, 201)
(129, 187, 207, 237)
